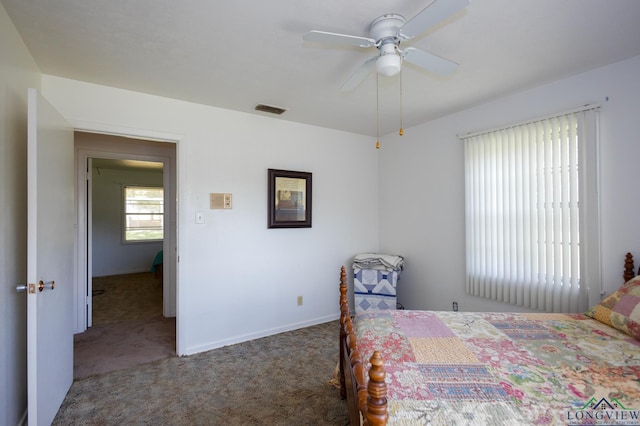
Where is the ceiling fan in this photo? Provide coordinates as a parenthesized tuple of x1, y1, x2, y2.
(303, 0, 469, 91)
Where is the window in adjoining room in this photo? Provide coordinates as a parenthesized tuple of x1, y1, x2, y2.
(461, 106, 600, 313)
(123, 186, 164, 242)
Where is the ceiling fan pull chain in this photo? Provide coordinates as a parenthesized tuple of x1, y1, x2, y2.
(399, 69, 404, 136)
(376, 73, 380, 149)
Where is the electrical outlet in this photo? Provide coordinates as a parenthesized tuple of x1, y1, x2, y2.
(452, 301, 458, 312)
(297, 295, 303, 306)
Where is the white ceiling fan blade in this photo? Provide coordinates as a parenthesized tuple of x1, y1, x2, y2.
(340, 57, 377, 92)
(403, 47, 458, 75)
(400, 0, 469, 39)
(303, 30, 376, 48)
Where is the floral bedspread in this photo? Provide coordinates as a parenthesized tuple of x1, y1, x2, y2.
(354, 310, 640, 425)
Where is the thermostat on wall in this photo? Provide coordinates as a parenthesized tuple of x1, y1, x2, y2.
(210, 193, 232, 209)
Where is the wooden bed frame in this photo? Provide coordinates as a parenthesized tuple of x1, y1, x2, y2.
(339, 266, 388, 426)
(338, 253, 640, 425)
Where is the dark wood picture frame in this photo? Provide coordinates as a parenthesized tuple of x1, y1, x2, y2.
(268, 169, 312, 228)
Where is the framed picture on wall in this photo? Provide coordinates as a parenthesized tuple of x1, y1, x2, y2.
(267, 169, 312, 228)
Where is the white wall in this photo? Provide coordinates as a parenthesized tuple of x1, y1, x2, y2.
(41, 76, 379, 355)
(380, 55, 640, 313)
(0, 3, 40, 424)
(92, 166, 163, 276)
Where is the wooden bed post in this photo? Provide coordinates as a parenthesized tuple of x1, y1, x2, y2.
(365, 351, 388, 426)
(623, 252, 636, 283)
(339, 266, 349, 399)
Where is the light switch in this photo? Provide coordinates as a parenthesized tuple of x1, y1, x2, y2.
(195, 211, 205, 224)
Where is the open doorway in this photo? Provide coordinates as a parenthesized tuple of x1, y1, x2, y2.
(73, 132, 177, 378)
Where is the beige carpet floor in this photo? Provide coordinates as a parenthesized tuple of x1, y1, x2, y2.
(61, 273, 348, 424)
(56, 320, 348, 425)
(73, 272, 176, 379)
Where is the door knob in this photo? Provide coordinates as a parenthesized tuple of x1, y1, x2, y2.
(38, 280, 55, 291)
(16, 281, 55, 293)
(16, 283, 37, 293)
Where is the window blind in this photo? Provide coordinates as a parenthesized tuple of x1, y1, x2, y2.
(124, 186, 164, 242)
(461, 106, 600, 312)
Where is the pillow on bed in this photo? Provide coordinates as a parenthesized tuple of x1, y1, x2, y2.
(585, 275, 640, 340)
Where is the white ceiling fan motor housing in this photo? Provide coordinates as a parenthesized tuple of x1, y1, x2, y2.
(370, 14, 406, 77)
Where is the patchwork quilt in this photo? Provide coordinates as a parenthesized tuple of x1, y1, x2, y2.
(354, 310, 640, 425)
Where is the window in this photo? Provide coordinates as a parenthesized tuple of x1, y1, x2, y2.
(461, 106, 600, 312)
(123, 186, 164, 242)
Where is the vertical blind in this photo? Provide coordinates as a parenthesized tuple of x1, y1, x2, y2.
(461, 106, 600, 312)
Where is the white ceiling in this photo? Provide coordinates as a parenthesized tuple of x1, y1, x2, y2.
(2, 0, 640, 137)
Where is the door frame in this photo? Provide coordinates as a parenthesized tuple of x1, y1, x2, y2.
(72, 124, 181, 353)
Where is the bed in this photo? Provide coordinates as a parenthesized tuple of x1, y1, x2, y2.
(338, 253, 640, 425)
(151, 249, 163, 280)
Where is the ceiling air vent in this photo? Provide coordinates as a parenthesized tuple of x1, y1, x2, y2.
(255, 104, 287, 115)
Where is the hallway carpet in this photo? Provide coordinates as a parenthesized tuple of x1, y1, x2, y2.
(73, 272, 175, 379)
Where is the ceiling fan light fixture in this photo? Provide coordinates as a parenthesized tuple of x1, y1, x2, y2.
(376, 52, 401, 76)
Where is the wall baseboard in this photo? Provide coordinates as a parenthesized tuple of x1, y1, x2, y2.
(181, 314, 340, 356)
